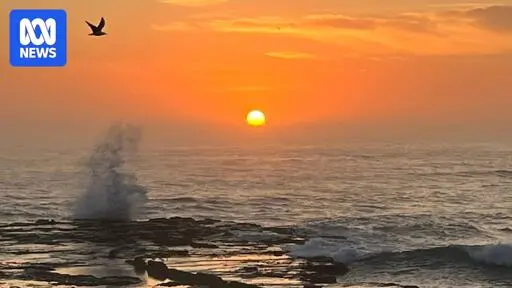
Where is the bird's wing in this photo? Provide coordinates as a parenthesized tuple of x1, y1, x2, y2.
(97, 17, 105, 30)
(85, 21, 97, 31)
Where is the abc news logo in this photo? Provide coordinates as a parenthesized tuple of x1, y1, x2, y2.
(9, 9, 67, 67)
(19, 18, 57, 58)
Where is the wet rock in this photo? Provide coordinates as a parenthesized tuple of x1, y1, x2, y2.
(237, 266, 259, 274)
(22, 269, 141, 286)
(146, 250, 190, 259)
(148, 217, 170, 223)
(305, 256, 333, 263)
(191, 242, 218, 249)
(157, 282, 183, 287)
(35, 219, 56, 225)
(145, 261, 262, 287)
(153, 231, 193, 246)
(3, 217, 306, 250)
(147, 260, 169, 281)
(193, 272, 225, 285)
(166, 267, 195, 282)
(126, 256, 147, 273)
(108, 246, 124, 258)
(271, 250, 286, 256)
(168, 249, 190, 257)
(369, 283, 420, 288)
(225, 281, 262, 288)
(239, 269, 288, 280)
(7, 262, 79, 272)
(96, 276, 142, 286)
(267, 227, 295, 235)
(304, 262, 349, 275)
(0, 217, 353, 288)
(24, 265, 55, 272)
(0, 270, 11, 279)
(34, 238, 57, 245)
(299, 261, 348, 284)
(260, 237, 305, 245)
(196, 218, 221, 225)
(300, 273, 337, 284)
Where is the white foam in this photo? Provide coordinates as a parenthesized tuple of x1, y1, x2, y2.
(283, 238, 365, 264)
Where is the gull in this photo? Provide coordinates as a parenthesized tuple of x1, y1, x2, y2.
(86, 17, 107, 36)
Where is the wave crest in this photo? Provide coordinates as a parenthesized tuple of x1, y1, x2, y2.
(285, 239, 512, 268)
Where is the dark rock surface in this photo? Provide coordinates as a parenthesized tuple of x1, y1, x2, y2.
(0, 217, 407, 287)
(20, 268, 141, 286)
(0, 217, 306, 287)
(298, 256, 350, 285)
(146, 260, 262, 287)
(147, 260, 170, 280)
(125, 255, 147, 273)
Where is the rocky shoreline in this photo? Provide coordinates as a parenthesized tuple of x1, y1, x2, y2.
(0, 217, 417, 288)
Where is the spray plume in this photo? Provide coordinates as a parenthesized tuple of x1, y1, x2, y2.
(74, 123, 148, 221)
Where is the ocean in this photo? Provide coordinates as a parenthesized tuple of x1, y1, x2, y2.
(1, 128, 512, 287)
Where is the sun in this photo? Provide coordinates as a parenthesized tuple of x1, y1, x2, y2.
(246, 110, 266, 127)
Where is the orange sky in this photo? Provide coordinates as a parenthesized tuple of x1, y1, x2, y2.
(1, 0, 512, 145)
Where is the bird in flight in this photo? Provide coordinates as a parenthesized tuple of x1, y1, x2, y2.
(86, 17, 107, 36)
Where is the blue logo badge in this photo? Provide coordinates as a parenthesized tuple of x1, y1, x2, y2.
(9, 9, 67, 67)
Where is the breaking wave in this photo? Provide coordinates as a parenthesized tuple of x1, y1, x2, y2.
(285, 238, 512, 268)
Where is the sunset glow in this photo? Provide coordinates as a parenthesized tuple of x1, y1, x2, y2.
(1, 0, 512, 143)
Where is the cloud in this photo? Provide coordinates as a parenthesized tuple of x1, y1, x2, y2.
(209, 17, 295, 32)
(265, 51, 317, 59)
(382, 14, 441, 34)
(154, 5, 512, 55)
(304, 14, 376, 30)
(158, 0, 227, 7)
(202, 12, 442, 35)
(463, 5, 512, 32)
(303, 13, 441, 34)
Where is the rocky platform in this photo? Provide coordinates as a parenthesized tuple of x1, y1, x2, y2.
(0, 217, 417, 288)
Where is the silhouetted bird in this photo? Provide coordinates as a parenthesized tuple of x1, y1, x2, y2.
(86, 17, 107, 36)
